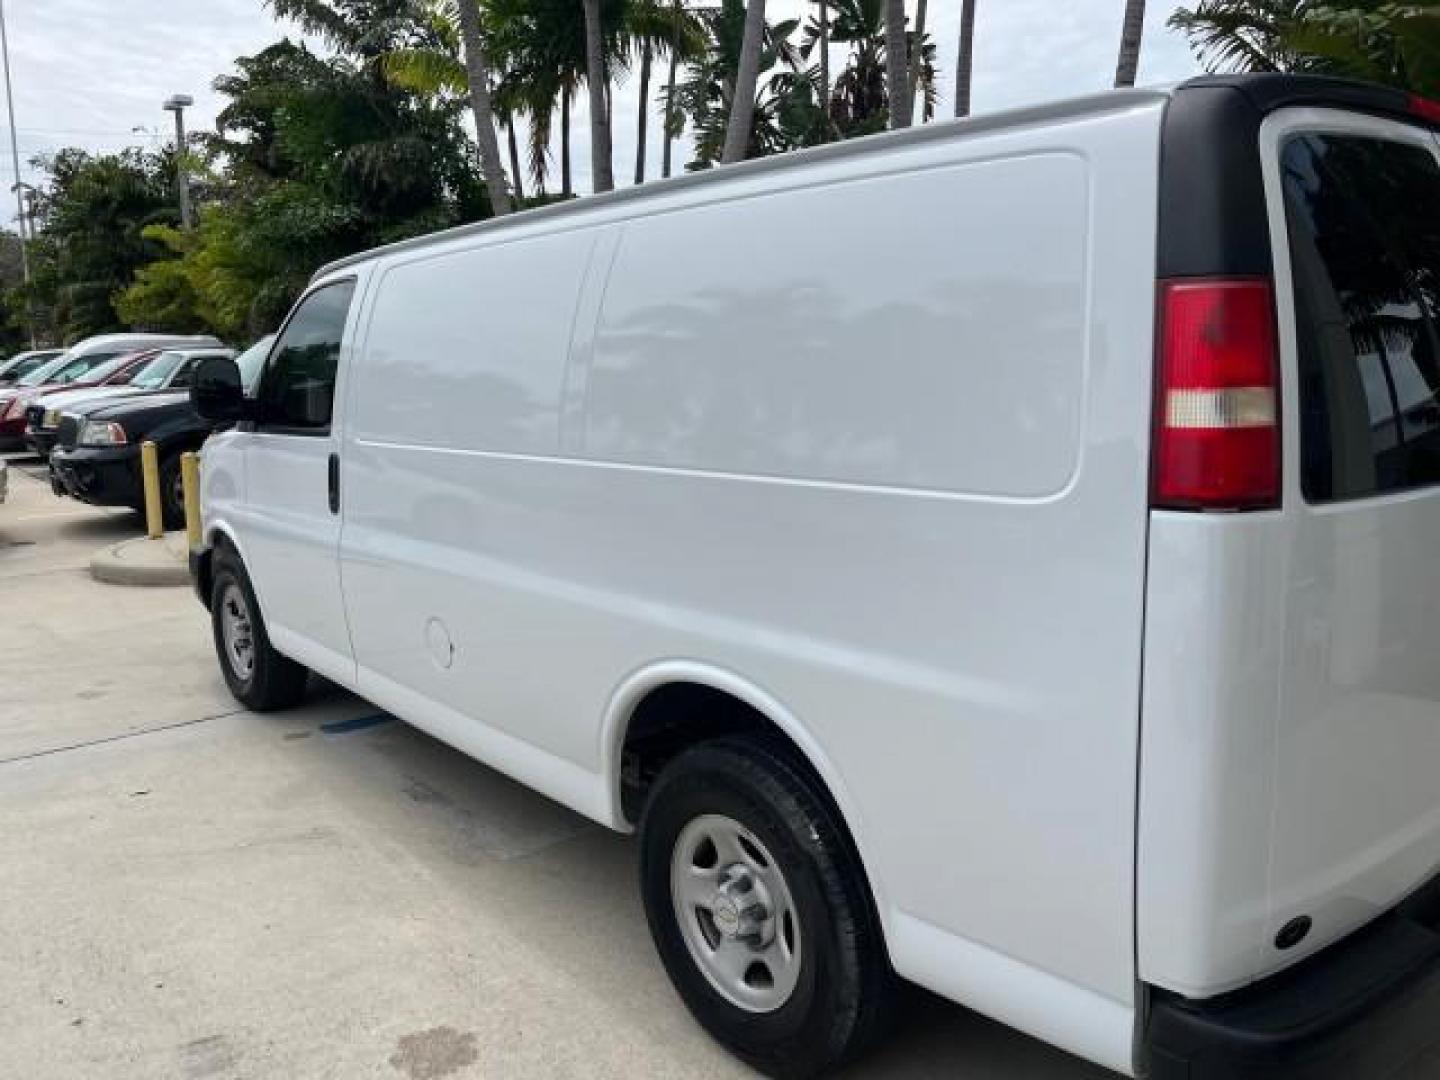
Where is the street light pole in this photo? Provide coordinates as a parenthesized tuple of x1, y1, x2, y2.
(0, 0, 32, 346)
(162, 94, 194, 229)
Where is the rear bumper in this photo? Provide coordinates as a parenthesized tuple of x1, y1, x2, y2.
(1140, 876, 1440, 1079)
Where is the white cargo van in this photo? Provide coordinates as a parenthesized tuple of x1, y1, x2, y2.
(189, 74, 1440, 1079)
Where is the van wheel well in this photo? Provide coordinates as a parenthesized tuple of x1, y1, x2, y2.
(195, 531, 234, 610)
(619, 682, 821, 826)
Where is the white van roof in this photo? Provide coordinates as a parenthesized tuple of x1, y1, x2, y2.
(314, 87, 1173, 281)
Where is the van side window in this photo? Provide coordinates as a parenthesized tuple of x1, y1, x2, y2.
(257, 280, 357, 432)
(1281, 133, 1440, 501)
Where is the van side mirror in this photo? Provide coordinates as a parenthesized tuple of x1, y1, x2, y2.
(191, 356, 249, 422)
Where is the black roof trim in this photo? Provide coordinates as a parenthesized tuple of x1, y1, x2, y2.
(1179, 73, 1413, 120)
(1158, 75, 1428, 281)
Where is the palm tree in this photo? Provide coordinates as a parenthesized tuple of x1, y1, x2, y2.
(1166, 1, 1316, 73)
(582, 0, 616, 190)
(884, 0, 909, 127)
(953, 0, 976, 117)
(493, 79, 532, 197)
(817, 0, 832, 108)
(455, 0, 513, 213)
(662, 0, 684, 177)
(722, 0, 769, 162)
(681, 0, 804, 164)
(1114, 0, 1147, 86)
(635, 39, 654, 181)
(802, 0, 898, 137)
(903, 0, 927, 123)
(630, 0, 705, 182)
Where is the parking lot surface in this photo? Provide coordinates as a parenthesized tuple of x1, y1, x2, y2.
(1, 454, 1117, 1079)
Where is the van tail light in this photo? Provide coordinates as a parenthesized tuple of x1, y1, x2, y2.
(1152, 279, 1280, 511)
(1409, 93, 1440, 126)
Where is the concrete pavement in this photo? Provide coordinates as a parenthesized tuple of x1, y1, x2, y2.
(0, 457, 1166, 1079)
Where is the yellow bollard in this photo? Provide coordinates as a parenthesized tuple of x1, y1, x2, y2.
(181, 451, 202, 551)
(140, 440, 163, 539)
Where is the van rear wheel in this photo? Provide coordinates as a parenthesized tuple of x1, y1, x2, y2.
(639, 737, 894, 1078)
(210, 549, 308, 711)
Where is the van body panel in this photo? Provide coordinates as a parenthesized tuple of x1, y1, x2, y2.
(198, 76, 1440, 1078)
(587, 153, 1088, 497)
(1138, 511, 1289, 996)
(890, 911, 1136, 1074)
(1263, 109, 1440, 973)
(336, 100, 1165, 1021)
(1139, 104, 1440, 1001)
(340, 228, 600, 765)
(232, 269, 369, 679)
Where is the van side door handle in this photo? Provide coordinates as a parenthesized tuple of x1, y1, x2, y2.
(327, 452, 340, 514)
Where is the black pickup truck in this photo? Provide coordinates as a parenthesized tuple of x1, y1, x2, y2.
(48, 336, 273, 527)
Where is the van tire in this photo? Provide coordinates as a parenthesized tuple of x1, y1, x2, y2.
(639, 737, 895, 1078)
(210, 549, 308, 711)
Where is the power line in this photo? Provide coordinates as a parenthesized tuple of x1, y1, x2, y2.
(1, 124, 162, 138)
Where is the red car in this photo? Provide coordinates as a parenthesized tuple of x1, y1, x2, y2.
(0, 334, 221, 448)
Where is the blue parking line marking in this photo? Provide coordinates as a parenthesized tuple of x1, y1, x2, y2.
(320, 713, 394, 735)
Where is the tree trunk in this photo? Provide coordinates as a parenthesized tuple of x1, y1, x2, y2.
(662, 0, 680, 178)
(561, 90, 573, 196)
(904, 0, 927, 123)
(455, 0, 512, 215)
(818, 0, 831, 109)
(506, 118, 525, 204)
(582, 0, 615, 191)
(721, 0, 767, 163)
(635, 41, 652, 184)
(884, 0, 909, 128)
(953, 0, 976, 118)
(1113, 0, 1146, 88)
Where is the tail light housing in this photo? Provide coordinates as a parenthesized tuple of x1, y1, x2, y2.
(1409, 93, 1440, 126)
(1152, 279, 1280, 510)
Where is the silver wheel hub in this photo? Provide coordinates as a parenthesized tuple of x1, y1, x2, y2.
(670, 814, 802, 1013)
(219, 582, 255, 679)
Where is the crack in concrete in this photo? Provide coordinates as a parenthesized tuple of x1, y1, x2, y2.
(0, 707, 249, 766)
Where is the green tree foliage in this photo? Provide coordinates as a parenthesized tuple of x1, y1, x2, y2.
(1170, 1, 1440, 94)
(12, 0, 955, 347)
(114, 22, 488, 339)
(24, 148, 178, 342)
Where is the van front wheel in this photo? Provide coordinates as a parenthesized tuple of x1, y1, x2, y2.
(639, 737, 894, 1078)
(210, 550, 308, 711)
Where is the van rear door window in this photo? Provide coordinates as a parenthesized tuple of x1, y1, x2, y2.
(1281, 132, 1440, 501)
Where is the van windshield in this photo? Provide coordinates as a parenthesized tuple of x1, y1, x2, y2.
(1282, 131, 1440, 501)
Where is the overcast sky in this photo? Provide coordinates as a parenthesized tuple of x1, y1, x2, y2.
(1, 0, 1206, 212)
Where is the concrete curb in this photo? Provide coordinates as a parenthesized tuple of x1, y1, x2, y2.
(90, 532, 190, 588)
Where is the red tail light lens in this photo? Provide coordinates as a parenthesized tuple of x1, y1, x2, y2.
(1152, 279, 1280, 511)
(1409, 93, 1440, 126)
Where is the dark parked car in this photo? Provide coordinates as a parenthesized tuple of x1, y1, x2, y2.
(21, 349, 163, 458)
(25, 347, 235, 458)
(0, 334, 219, 448)
(49, 336, 273, 528)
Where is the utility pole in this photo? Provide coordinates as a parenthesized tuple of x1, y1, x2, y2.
(163, 94, 194, 229)
(0, 0, 32, 345)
